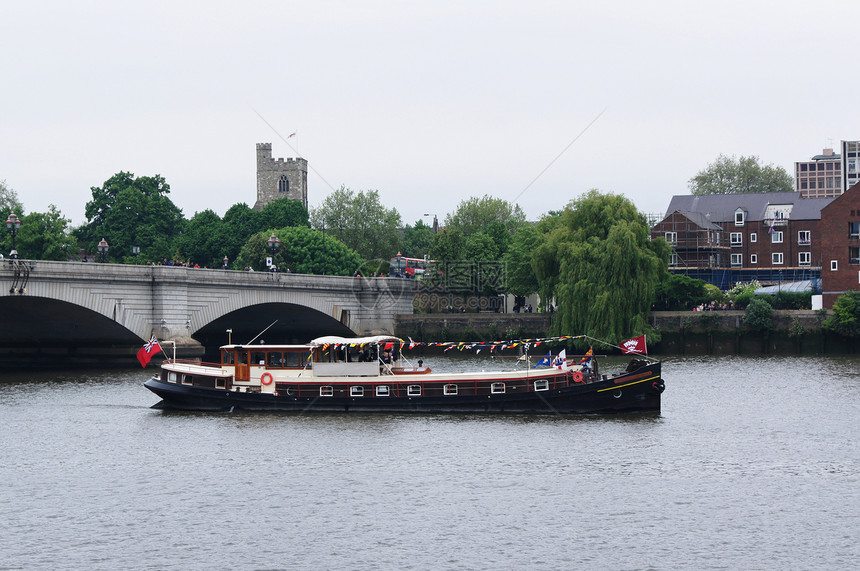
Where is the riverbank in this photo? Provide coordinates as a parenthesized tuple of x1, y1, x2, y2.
(395, 310, 859, 354)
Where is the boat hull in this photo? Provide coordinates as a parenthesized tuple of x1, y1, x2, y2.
(144, 363, 663, 414)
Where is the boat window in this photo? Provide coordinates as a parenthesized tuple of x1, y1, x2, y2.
(443, 384, 458, 396)
(238, 352, 249, 365)
(182, 374, 193, 386)
(491, 382, 506, 394)
(534, 379, 549, 391)
(283, 352, 300, 368)
(222, 351, 234, 365)
(320, 386, 334, 397)
(215, 378, 227, 389)
(407, 385, 421, 396)
(252, 351, 266, 365)
(350, 386, 364, 397)
(376, 385, 390, 397)
(267, 352, 284, 368)
(168, 372, 178, 383)
(300, 352, 312, 367)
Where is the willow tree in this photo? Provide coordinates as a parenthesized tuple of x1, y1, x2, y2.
(534, 190, 670, 343)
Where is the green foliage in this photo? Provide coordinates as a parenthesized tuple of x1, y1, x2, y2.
(771, 291, 812, 310)
(173, 209, 227, 267)
(534, 190, 669, 343)
(788, 317, 805, 338)
(1, 180, 24, 219)
(688, 155, 794, 195)
(823, 291, 860, 337)
(75, 172, 184, 263)
(311, 186, 401, 261)
(15, 205, 77, 261)
(259, 197, 310, 230)
(444, 195, 526, 236)
(503, 222, 543, 297)
(743, 298, 774, 332)
(401, 219, 435, 259)
(236, 226, 363, 275)
(653, 274, 710, 310)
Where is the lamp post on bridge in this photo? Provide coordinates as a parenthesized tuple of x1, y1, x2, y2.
(132, 246, 140, 264)
(5, 213, 21, 259)
(267, 233, 280, 271)
(97, 238, 109, 263)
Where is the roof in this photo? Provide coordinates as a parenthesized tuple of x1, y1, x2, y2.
(754, 280, 815, 295)
(665, 193, 836, 222)
(310, 335, 404, 346)
(665, 210, 723, 230)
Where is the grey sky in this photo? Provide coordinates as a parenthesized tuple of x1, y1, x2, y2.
(2, 0, 857, 227)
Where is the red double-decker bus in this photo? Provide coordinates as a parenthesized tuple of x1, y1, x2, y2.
(389, 253, 431, 278)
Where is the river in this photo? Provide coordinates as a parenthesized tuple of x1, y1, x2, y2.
(1, 354, 858, 570)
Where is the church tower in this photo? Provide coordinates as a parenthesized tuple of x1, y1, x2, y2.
(254, 143, 308, 210)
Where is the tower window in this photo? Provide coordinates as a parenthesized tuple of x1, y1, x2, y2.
(278, 175, 289, 193)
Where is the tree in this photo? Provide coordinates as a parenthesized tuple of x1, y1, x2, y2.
(503, 222, 543, 297)
(534, 190, 670, 342)
(400, 219, 435, 259)
(259, 197, 310, 230)
(16, 205, 77, 261)
(236, 226, 363, 275)
(310, 187, 401, 261)
(1, 180, 24, 219)
(653, 274, 709, 311)
(444, 195, 526, 236)
(174, 209, 227, 268)
(688, 155, 794, 195)
(823, 291, 860, 337)
(75, 172, 184, 263)
(221, 203, 261, 267)
(743, 298, 774, 332)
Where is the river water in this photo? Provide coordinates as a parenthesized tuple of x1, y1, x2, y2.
(1, 354, 858, 570)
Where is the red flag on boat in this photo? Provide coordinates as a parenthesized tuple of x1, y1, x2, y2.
(621, 335, 647, 355)
(137, 335, 162, 368)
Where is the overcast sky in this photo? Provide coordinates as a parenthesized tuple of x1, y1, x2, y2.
(2, 0, 858, 228)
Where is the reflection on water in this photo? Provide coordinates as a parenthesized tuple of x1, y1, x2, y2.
(0, 355, 858, 570)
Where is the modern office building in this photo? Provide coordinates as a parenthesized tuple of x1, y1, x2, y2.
(795, 148, 842, 198)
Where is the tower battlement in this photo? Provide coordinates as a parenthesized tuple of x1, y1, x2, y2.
(254, 143, 308, 210)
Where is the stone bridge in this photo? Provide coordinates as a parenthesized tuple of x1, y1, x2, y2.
(0, 260, 418, 367)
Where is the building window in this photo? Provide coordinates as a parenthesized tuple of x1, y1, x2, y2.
(750, 254, 757, 264)
(735, 210, 745, 226)
(851, 247, 860, 265)
(670, 253, 678, 267)
(772, 253, 784, 265)
(771, 230, 783, 243)
(750, 233, 757, 243)
(798, 230, 811, 245)
(831, 260, 838, 271)
(664, 231, 677, 244)
(799, 252, 811, 266)
(730, 232, 742, 245)
(850, 222, 860, 239)
(278, 175, 289, 193)
(730, 253, 742, 266)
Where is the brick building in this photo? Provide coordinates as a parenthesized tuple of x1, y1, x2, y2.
(820, 182, 860, 307)
(653, 192, 835, 289)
